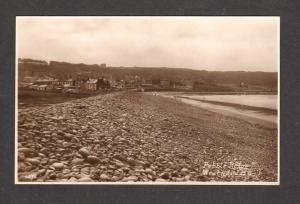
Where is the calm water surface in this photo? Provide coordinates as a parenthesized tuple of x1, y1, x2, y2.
(157, 92, 278, 126)
(182, 94, 277, 110)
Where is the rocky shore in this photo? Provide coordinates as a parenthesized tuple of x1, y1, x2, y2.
(17, 92, 277, 182)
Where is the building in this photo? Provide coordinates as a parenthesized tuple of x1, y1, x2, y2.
(63, 84, 76, 89)
(139, 83, 154, 91)
(36, 85, 48, 91)
(113, 80, 125, 90)
(75, 80, 87, 89)
(85, 79, 99, 91)
(124, 75, 141, 89)
(46, 84, 54, 92)
(35, 79, 53, 85)
(51, 79, 74, 86)
(98, 78, 111, 90)
(23, 76, 35, 83)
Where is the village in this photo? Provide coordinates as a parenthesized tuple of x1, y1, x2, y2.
(18, 58, 202, 93)
(18, 58, 273, 95)
(15, 16, 279, 184)
(19, 75, 200, 93)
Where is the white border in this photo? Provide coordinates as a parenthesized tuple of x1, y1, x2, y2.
(15, 16, 280, 185)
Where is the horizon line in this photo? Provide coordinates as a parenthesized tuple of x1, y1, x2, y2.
(18, 57, 278, 73)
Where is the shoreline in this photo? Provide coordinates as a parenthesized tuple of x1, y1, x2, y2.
(17, 91, 278, 182)
(175, 96, 277, 114)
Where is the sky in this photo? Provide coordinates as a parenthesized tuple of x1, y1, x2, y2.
(17, 17, 279, 72)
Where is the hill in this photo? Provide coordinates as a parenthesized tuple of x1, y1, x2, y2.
(18, 59, 278, 91)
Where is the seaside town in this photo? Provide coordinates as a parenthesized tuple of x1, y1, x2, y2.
(16, 18, 278, 184)
(18, 58, 274, 95)
(17, 58, 278, 183)
(19, 74, 196, 93)
(18, 59, 202, 93)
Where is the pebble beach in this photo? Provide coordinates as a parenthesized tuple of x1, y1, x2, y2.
(17, 92, 278, 182)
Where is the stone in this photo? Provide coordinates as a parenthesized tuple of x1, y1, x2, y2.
(111, 176, 119, 181)
(20, 172, 38, 181)
(127, 157, 138, 166)
(159, 172, 170, 180)
(48, 159, 57, 164)
(174, 177, 185, 182)
(37, 169, 46, 176)
(38, 153, 46, 158)
(41, 158, 49, 165)
(145, 168, 153, 174)
(155, 178, 167, 182)
(62, 142, 72, 148)
(68, 177, 78, 182)
(115, 160, 125, 168)
(48, 172, 57, 180)
(78, 176, 93, 182)
(86, 156, 100, 164)
(64, 133, 73, 139)
(63, 169, 71, 174)
(171, 171, 179, 178)
(180, 168, 189, 175)
(99, 174, 110, 181)
(26, 158, 40, 166)
(71, 158, 84, 165)
(122, 176, 138, 182)
(18, 152, 26, 161)
(184, 175, 191, 181)
(18, 147, 31, 154)
(52, 162, 65, 170)
(80, 167, 90, 175)
(78, 147, 90, 157)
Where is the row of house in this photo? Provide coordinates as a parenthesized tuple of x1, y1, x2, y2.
(23, 77, 111, 93)
(20, 73, 209, 93)
(122, 76, 196, 91)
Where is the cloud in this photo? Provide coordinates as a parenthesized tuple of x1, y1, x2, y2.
(17, 17, 279, 72)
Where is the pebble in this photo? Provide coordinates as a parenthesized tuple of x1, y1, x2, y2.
(155, 178, 167, 182)
(18, 147, 31, 154)
(52, 162, 65, 170)
(78, 176, 93, 182)
(86, 156, 100, 164)
(100, 174, 110, 181)
(17, 92, 268, 182)
(78, 147, 90, 157)
(122, 176, 138, 182)
(71, 158, 84, 165)
(80, 167, 90, 175)
(180, 168, 189, 175)
(159, 172, 170, 180)
(25, 158, 40, 166)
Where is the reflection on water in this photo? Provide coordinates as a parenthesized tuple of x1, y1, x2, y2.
(157, 92, 278, 126)
(183, 94, 277, 110)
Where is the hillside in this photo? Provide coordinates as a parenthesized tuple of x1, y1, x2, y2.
(18, 59, 278, 90)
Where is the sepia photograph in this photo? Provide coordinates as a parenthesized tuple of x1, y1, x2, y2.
(16, 16, 279, 184)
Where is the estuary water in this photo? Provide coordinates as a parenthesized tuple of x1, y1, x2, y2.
(158, 92, 278, 128)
